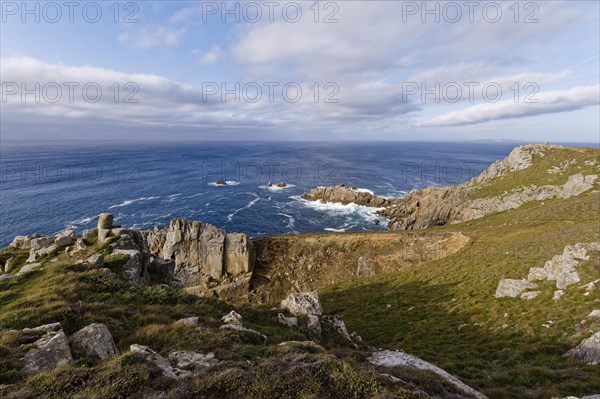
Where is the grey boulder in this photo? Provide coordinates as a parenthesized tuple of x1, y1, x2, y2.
(69, 323, 118, 360)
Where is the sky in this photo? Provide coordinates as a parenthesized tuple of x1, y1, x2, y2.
(0, 0, 599, 142)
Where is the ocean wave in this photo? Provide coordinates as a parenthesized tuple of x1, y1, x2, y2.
(208, 181, 240, 187)
(277, 213, 296, 229)
(293, 196, 387, 225)
(109, 196, 160, 209)
(355, 188, 375, 195)
(324, 227, 346, 232)
(227, 194, 260, 222)
(66, 216, 95, 228)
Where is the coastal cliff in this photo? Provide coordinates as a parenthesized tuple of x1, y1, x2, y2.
(1, 143, 599, 398)
(301, 144, 599, 230)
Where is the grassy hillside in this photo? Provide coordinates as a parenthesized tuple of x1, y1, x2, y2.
(320, 189, 600, 398)
(469, 145, 599, 199)
(0, 240, 464, 399)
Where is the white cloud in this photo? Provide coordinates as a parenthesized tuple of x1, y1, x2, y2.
(199, 45, 222, 65)
(169, 5, 200, 24)
(416, 85, 600, 127)
(118, 27, 184, 49)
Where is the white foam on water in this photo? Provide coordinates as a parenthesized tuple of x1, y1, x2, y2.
(355, 188, 375, 195)
(277, 213, 296, 229)
(259, 184, 296, 191)
(109, 196, 160, 209)
(208, 181, 240, 187)
(227, 194, 260, 222)
(324, 227, 346, 232)
(66, 216, 95, 227)
(292, 196, 388, 226)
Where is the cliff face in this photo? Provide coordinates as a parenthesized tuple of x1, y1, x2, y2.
(146, 219, 254, 300)
(250, 231, 469, 304)
(301, 144, 600, 231)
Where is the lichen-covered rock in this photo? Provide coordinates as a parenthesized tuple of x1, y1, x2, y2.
(130, 344, 178, 378)
(149, 219, 227, 284)
(82, 228, 98, 240)
(85, 254, 104, 269)
(588, 310, 600, 319)
(566, 332, 600, 365)
(321, 315, 350, 340)
(55, 229, 77, 246)
(22, 322, 62, 334)
(18, 263, 41, 275)
(221, 311, 243, 326)
(69, 323, 118, 360)
(112, 249, 148, 286)
(168, 351, 218, 375)
(98, 213, 114, 230)
(27, 236, 57, 263)
(520, 291, 541, 300)
(368, 350, 488, 399)
(495, 279, 537, 298)
(21, 331, 73, 375)
(281, 292, 323, 316)
(9, 235, 30, 249)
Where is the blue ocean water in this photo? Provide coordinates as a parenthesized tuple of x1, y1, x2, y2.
(0, 141, 532, 247)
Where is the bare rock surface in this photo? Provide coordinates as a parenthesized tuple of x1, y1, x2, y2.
(495, 279, 537, 298)
(301, 184, 391, 207)
(168, 351, 218, 376)
(130, 344, 178, 378)
(21, 330, 73, 375)
(368, 350, 489, 399)
(281, 292, 323, 316)
(566, 332, 600, 365)
(69, 323, 118, 360)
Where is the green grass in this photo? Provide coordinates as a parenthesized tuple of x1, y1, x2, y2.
(470, 146, 599, 199)
(0, 243, 416, 399)
(320, 189, 600, 398)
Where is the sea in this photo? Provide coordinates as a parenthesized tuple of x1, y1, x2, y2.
(0, 141, 591, 247)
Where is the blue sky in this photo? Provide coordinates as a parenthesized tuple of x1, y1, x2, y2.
(1, 0, 599, 142)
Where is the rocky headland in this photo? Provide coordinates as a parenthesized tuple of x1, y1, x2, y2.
(301, 144, 599, 230)
(1, 143, 599, 398)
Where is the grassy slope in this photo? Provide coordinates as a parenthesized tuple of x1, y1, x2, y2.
(469, 146, 599, 199)
(0, 242, 435, 399)
(321, 187, 600, 399)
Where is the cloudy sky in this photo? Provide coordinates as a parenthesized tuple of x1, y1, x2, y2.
(1, 0, 599, 142)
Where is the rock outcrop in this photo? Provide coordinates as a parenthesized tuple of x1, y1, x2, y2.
(168, 351, 218, 376)
(301, 145, 599, 231)
(146, 219, 254, 299)
(368, 350, 489, 399)
(528, 243, 600, 289)
(495, 279, 538, 298)
(496, 242, 600, 300)
(21, 329, 73, 375)
(301, 184, 391, 207)
(566, 332, 600, 365)
(130, 344, 179, 379)
(131, 345, 218, 379)
(69, 323, 118, 360)
(281, 292, 323, 316)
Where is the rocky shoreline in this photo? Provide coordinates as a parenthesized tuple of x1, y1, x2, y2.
(300, 144, 599, 231)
